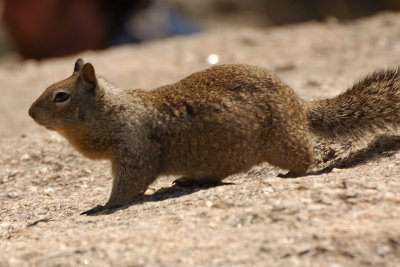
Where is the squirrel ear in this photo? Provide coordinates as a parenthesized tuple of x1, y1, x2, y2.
(81, 63, 97, 85)
(74, 58, 84, 73)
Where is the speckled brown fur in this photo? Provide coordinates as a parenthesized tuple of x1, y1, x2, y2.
(28, 59, 399, 214)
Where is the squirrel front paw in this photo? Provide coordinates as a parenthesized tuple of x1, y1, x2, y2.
(80, 204, 123, 215)
(80, 205, 108, 215)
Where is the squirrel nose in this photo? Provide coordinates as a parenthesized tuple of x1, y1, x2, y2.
(28, 106, 35, 119)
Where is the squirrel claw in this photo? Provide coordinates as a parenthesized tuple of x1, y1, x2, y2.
(278, 171, 306, 178)
(172, 177, 199, 187)
(80, 205, 107, 215)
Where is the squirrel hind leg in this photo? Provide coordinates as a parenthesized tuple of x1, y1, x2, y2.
(267, 151, 313, 176)
(264, 134, 314, 176)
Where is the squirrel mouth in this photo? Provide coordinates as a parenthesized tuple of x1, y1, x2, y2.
(33, 119, 55, 131)
(45, 126, 55, 131)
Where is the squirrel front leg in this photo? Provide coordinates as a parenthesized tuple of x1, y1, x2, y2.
(81, 147, 160, 215)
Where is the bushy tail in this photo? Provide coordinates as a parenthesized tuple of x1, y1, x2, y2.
(308, 67, 400, 138)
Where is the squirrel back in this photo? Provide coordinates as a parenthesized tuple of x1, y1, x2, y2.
(308, 68, 400, 138)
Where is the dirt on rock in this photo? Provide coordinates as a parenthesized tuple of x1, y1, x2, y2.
(1, 12, 400, 267)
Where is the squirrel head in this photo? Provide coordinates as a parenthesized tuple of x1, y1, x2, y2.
(29, 58, 103, 131)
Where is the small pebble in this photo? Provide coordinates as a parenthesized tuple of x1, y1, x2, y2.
(44, 187, 54, 193)
(20, 154, 30, 161)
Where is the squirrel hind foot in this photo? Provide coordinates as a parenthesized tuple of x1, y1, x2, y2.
(278, 170, 308, 178)
(173, 176, 231, 188)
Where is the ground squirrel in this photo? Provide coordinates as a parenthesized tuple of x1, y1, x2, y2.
(29, 59, 400, 214)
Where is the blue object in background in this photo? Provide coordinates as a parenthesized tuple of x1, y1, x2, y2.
(111, 0, 201, 46)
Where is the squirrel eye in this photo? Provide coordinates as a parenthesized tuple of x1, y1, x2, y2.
(54, 91, 70, 103)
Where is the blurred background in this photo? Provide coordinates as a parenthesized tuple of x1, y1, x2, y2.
(0, 0, 399, 61)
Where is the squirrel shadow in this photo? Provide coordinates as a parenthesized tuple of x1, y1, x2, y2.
(90, 181, 234, 215)
(139, 181, 235, 203)
(311, 134, 400, 175)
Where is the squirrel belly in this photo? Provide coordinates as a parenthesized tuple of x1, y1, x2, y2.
(29, 59, 400, 214)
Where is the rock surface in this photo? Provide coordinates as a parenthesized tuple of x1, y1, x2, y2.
(1, 12, 400, 267)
